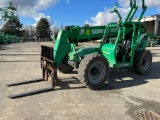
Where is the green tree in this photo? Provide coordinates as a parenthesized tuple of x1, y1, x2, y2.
(84, 23, 90, 27)
(22, 29, 29, 38)
(36, 17, 51, 39)
(4, 18, 23, 37)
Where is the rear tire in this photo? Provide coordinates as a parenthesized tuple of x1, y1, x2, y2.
(78, 54, 110, 90)
(133, 50, 152, 74)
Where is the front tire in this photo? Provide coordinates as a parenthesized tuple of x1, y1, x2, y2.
(78, 54, 110, 90)
(133, 50, 152, 74)
(58, 56, 74, 73)
(58, 62, 74, 73)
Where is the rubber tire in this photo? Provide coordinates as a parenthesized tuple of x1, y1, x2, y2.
(150, 43, 155, 47)
(133, 50, 152, 74)
(58, 62, 74, 73)
(78, 54, 110, 90)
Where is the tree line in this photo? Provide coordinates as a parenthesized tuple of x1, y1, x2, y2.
(4, 17, 60, 41)
(4, 17, 90, 41)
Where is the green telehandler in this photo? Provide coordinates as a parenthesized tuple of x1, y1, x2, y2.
(8, 0, 152, 98)
(146, 34, 160, 47)
(47, 0, 151, 90)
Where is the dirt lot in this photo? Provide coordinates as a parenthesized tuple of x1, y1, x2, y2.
(0, 42, 160, 120)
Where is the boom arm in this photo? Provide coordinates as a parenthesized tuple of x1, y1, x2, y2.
(53, 26, 106, 66)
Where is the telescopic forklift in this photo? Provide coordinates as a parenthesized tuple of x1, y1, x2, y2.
(8, 0, 152, 98)
(147, 34, 160, 47)
(42, 0, 151, 90)
(45, 0, 152, 89)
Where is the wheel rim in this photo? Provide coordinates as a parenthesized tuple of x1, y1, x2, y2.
(142, 54, 151, 71)
(88, 61, 106, 84)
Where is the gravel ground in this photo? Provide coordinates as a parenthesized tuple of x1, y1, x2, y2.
(0, 42, 160, 120)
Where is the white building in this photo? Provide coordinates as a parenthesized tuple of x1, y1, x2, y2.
(139, 14, 160, 35)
